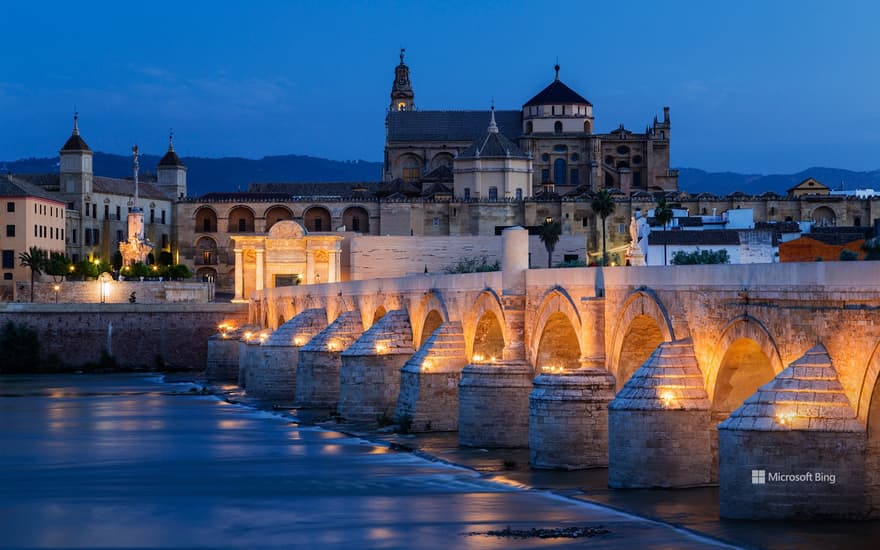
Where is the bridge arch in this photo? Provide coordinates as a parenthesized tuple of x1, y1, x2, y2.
(466, 289, 507, 361)
(705, 315, 783, 408)
(412, 291, 449, 348)
(861, 340, 880, 514)
(529, 287, 582, 371)
(609, 289, 675, 389)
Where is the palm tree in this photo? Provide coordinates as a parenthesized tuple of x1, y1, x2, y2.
(654, 195, 674, 265)
(538, 218, 562, 268)
(591, 189, 616, 266)
(18, 246, 45, 302)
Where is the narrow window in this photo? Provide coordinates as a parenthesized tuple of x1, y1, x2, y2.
(515, 188, 523, 200)
(203, 218, 211, 232)
(5, 225, 14, 237)
(161, 210, 166, 224)
(553, 158, 567, 184)
(6, 202, 13, 212)
(463, 188, 471, 200)
(150, 209, 155, 223)
(488, 187, 498, 200)
(238, 218, 246, 232)
(104, 204, 109, 220)
(570, 169, 579, 186)
(554, 121, 563, 134)
(352, 217, 360, 232)
(116, 206, 121, 220)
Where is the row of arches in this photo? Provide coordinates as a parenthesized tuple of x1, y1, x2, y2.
(268, 286, 880, 439)
(195, 205, 371, 234)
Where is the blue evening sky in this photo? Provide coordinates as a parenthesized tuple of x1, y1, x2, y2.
(1, 0, 878, 174)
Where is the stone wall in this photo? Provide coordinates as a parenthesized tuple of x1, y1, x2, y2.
(16, 280, 214, 304)
(0, 303, 248, 370)
(348, 235, 586, 280)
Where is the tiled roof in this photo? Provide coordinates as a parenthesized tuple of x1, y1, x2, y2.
(387, 110, 522, 142)
(10, 173, 61, 190)
(648, 229, 741, 246)
(61, 133, 90, 152)
(158, 149, 185, 168)
(93, 176, 173, 201)
(0, 175, 64, 202)
(523, 79, 591, 107)
(799, 233, 866, 246)
(458, 128, 529, 159)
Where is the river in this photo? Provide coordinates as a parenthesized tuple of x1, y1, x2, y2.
(0, 373, 731, 549)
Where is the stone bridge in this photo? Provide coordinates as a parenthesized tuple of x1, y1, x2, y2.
(213, 228, 880, 519)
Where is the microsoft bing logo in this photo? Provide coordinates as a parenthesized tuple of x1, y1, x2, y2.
(751, 470, 766, 484)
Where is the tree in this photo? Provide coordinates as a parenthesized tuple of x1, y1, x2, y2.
(18, 246, 45, 302)
(538, 218, 562, 268)
(654, 195, 674, 265)
(591, 189, 615, 266)
(43, 252, 71, 283)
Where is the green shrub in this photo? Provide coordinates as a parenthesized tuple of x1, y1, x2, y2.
(0, 321, 42, 373)
(840, 249, 859, 261)
(444, 256, 500, 273)
(671, 249, 730, 265)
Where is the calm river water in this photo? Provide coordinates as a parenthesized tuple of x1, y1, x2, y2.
(0, 373, 729, 549)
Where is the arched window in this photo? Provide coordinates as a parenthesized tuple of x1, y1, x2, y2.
(525, 121, 533, 133)
(554, 121, 563, 134)
(554, 158, 567, 185)
(584, 121, 591, 133)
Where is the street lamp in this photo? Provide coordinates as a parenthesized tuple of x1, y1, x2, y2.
(53, 284, 60, 304)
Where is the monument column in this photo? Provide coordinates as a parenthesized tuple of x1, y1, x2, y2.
(232, 248, 245, 302)
(255, 248, 265, 292)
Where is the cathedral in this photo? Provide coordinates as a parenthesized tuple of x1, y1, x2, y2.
(384, 49, 678, 195)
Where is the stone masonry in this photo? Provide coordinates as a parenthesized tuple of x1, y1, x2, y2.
(718, 345, 866, 519)
(294, 311, 364, 408)
(608, 339, 713, 487)
(394, 321, 468, 431)
(338, 310, 414, 421)
(247, 309, 327, 400)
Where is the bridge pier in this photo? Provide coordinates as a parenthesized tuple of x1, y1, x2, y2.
(458, 361, 534, 447)
(608, 339, 713, 487)
(239, 330, 270, 388)
(529, 369, 616, 469)
(395, 322, 467, 431)
(205, 325, 259, 381)
(719, 345, 866, 519)
(246, 309, 327, 400)
(338, 310, 415, 421)
(294, 311, 363, 409)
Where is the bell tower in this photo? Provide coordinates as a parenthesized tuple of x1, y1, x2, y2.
(59, 112, 93, 195)
(390, 48, 415, 112)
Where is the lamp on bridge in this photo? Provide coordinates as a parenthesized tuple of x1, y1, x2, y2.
(53, 284, 60, 304)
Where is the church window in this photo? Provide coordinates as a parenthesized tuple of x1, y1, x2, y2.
(605, 155, 613, 165)
(238, 218, 246, 232)
(488, 187, 498, 200)
(161, 210, 166, 224)
(402, 167, 420, 181)
(633, 155, 642, 165)
(554, 159, 567, 184)
(552, 106, 556, 115)
(541, 169, 550, 182)
(72, 229, 77, 244)
(605, 173, 614, 187)
(617, 145, 630, 155)
(541, 153, 550, 162)
(660, 131, 666, 139)
(352, 217, 360, 232)
(515, 188, 523, 200)
(116, 206, 121, 220)
(632, 171, 641, 188)
(203, 218, 212, 232)
(554, 121, 563, 134)
(571, 153, 579, 161)
(93, 229, 99, 244)
(553, 145, 567, 152)
(570, 169, 579, 186)
(150, 209, 155, 223)
(855, 216, 862, 226)
(104, 204, 109, 220)
(464, 188, 471, 200)
(84, 228, 91, 246)
(116, 230, 124, 243)
(525, 121, 533, 133)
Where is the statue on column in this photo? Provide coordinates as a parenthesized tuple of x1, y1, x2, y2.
(625, 211, 647, 266)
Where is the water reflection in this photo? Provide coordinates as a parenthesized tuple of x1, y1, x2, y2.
(0, 374, 725, 549)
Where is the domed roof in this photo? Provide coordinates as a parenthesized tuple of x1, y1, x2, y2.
(523, 65, 591, 107)
(60, 113, 90, 152)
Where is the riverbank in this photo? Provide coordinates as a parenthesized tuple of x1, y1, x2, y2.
(197, 375, 880, 550)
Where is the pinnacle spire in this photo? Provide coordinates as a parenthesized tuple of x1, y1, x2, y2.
(168, 129, 175, 152)
(554, 62, 560, 81)
(399, 47, 405, 65)
(73, 111, 80, 135)
(487, 103, 498, 133)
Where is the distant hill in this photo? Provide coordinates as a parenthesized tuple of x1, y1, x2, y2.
(3, 151, 879, 197)
(0, 152, 384, 197)
(677, 167, 880, 196)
